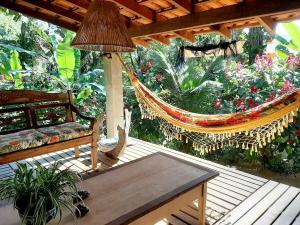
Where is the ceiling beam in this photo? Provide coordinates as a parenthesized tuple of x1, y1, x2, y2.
(113, 0, 155, 22)
(256, 16, 276, 35)
(149, 35, 170, 45)
(21, 0, 84, 22)
(167, 0, 192, 14)
(64, 0, 89, 9)
(0, 1, 79, 32)
(65, 0, 155, 23)
(128, 0, 300, 38)
(174, 30, 195, 43)
(212, 25, 231, 39)
(132, 38, 150, 48)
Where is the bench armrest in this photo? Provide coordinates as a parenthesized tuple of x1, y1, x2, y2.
(70, 104, 106, 130)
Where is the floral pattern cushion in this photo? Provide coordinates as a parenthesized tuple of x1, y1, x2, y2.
(0, 129, 50, 155)
(37, 122, 92, 144)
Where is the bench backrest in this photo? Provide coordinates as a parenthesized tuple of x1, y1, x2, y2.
(0, 90, 74, 134)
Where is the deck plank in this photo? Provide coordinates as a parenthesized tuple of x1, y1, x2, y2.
(292, 215, 300, 225)
(131, 138, 267, 183)
(215, 181, 278, 225)
(1, 138, 299, 225)
(234, 183, 289, 225)
(272, 193, 300, 225)
(128, 144, 261, 191)
(254, 186, 300, 225)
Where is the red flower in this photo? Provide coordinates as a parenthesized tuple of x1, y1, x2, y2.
(295, 129, 300, 136)
(141, 66, 147, 74)
(280, 80, 293, 95)
(248, 99, 258, 108)
(250, 85, 258, 93)
(266, 91, 276, 102)
(236, 98, 245, 107)
(235, 98, 246, 110)
(214, 99, 222, 110)
(146, 61, 154, 69)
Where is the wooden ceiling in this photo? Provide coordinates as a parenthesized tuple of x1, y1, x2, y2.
(1, 0, 300, 47)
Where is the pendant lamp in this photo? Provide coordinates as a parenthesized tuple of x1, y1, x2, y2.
(72, 0, 135, 52)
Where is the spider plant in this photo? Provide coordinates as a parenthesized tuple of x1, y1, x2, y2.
(0, 162, 82, 225)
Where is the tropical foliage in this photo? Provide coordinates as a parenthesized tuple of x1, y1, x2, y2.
(1, 7, 300, 174)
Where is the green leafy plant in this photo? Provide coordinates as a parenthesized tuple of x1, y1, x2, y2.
(276, 22, 300, 59)
(55, 30, 81, 82)
(0, 162, 81, 225)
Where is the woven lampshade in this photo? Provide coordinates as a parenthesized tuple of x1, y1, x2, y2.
(72, 0, 135, 52)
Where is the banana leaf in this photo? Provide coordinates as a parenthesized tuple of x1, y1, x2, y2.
(56, 30, 81, 82)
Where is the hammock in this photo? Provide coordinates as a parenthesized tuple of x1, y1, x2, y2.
(176, 40, 244, 68)
(118, 55, 300, 153)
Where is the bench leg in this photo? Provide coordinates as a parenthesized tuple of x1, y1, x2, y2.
(75, 147, 80, 158)
(199, 183, 207, 225)
(91, 143, 98, 170)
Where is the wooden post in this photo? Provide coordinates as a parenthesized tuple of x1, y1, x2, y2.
(104, 53, 124, 138)
(199, 183, 207, 225)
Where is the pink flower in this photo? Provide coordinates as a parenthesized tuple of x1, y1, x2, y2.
(240, 104, 246, 111)
(83, 106, 89, 112)
(0, 75, 4, 81)
(280, 80, 293, 95)
(286, 55, 300, 70)
(255, 54, 273, 72)
(214, 99, 222, 110)
(236, 62, 244, 72)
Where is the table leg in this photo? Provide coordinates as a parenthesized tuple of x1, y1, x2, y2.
(74, 147, 80, 158)
(199, 183, 207, 225)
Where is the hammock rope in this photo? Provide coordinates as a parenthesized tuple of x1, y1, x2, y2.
(118, 55, 300, 153)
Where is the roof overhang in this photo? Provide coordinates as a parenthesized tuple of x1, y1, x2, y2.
(1, 0, 300, 47)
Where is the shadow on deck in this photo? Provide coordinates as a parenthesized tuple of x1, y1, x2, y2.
(0, 138, 300, 225)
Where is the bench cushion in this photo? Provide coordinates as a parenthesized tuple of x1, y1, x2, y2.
(37, 122, 92, 144)
(0, 129, 50, 155)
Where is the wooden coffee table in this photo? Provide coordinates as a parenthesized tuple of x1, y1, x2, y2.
(0, 152, 218, 225)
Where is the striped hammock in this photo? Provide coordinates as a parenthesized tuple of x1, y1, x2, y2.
(118, 56, 300, 153)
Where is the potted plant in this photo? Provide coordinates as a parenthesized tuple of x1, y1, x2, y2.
(0, 162, 82, 225)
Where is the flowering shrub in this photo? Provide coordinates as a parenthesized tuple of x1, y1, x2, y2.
(213, 54, 300, 112)
(212, 54, 300, 173)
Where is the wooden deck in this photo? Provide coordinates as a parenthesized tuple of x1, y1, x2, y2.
(0, 138, 300, 225)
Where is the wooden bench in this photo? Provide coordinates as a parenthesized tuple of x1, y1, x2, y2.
(0, 90, 104, 170)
